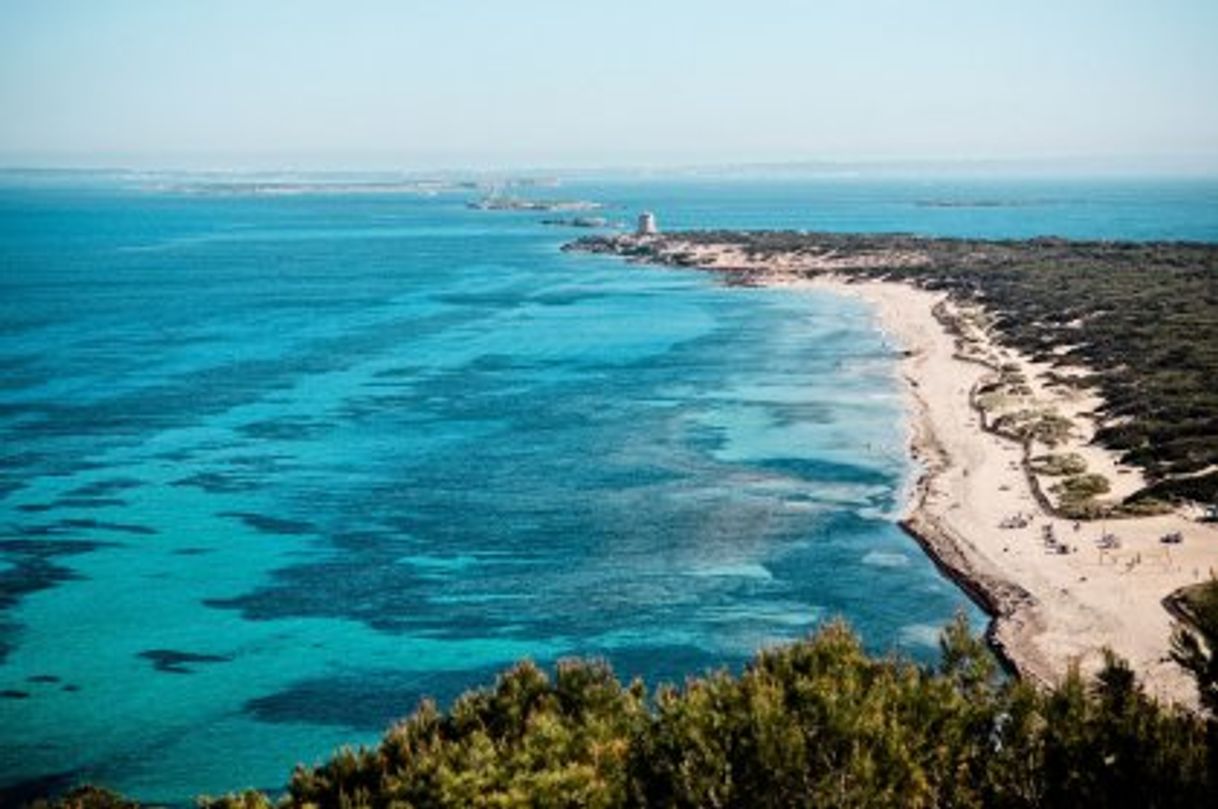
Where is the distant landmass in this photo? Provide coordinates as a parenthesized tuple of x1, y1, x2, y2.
(539, 216, 620, 229)
(468, 196, 604, 212)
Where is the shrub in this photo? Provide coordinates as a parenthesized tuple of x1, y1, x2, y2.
(1051, 473, 1111, 504)
(1030, 453, 1088, 476)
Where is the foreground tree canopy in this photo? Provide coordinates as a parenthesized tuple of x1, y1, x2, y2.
(31, 616, 1218, 809)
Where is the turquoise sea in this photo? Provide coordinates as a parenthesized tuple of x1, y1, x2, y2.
(2, 174, 1216, 803)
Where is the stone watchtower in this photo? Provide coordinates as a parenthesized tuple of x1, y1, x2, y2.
(636, 211, 658, 236)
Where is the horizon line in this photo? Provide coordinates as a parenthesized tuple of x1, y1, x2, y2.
(3, 154, 1218, 180)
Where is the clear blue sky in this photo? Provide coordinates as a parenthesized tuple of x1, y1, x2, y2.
(1, 0, 1216, 170)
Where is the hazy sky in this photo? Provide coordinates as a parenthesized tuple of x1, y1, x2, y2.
(1, 0, 1216, 170)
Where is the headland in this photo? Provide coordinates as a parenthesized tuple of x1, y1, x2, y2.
(567, 231, 1218, 705)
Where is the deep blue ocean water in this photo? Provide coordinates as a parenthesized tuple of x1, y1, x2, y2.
(1, 174, 1216, 803)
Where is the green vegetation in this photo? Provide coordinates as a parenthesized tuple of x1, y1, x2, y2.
(1114, 496, 1175, 517)
(1050, 472, 1112, 501)
(1049, 472, 1113, 519)
(29, 618, 1218, 808)
(1030, 452, 1089, 476)
(1172, 578, 1218, 715)
(994, 364, 1033, 396)
(572, 232, 1218, 505)
(990, 409, 1074, 447)
(28, 788, 140, 809)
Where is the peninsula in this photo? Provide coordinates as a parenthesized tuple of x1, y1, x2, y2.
(567, 230, 1218, 704)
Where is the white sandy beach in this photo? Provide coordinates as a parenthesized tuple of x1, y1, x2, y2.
(824, 278, 1215, 705)
(626, 237, 1218, 706)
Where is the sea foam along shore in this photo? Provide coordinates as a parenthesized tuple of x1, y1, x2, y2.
(575, 235, 1218, 707)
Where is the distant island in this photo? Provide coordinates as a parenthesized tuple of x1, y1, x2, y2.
(468, 196, 604, 212)
(567, 229, 1218, 706)
(138, 175, 568, 198)
(540, 216, 620, 229)
(157, 179, 481, 196)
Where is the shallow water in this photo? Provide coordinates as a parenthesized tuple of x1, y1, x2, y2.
(1, 174, 1215, 802)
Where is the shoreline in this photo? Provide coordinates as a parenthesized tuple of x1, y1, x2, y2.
(804, 278, 1064, 687)
(794, 277, 1058, 686)
(572, 236, 1218, 706)
(777, 276, 1214, 704)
